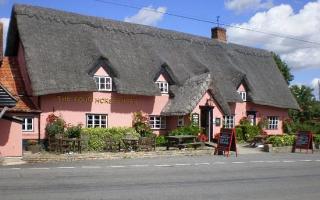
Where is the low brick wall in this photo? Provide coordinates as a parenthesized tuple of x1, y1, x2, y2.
(22, 148, 215, 163)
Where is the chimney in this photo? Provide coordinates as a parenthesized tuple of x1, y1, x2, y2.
(0, 22, 3, 61)
(211, 27, 227, 42)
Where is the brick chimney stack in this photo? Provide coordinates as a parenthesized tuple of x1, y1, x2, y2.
(211, 27, 227, 42)
(0, 22, 3, 61)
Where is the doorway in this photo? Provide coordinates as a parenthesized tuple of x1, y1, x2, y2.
(247, 111, 257, 125)
(200, 106, 214, 142)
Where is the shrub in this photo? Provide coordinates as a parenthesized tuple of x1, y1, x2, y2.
(156, 135, 167, 146)
(65, 124, 82, 138)
(314, 134, 320, 144)
(266, 135, 295, 147)
(169, 125, 201, 136)
(132, 111, 153, 137)
(81, 127, 139, 151)
(45, 114, 65, 136)
(235, 127, 244, 142)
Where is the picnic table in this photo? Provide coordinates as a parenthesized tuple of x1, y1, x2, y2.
(122, 136, 139, 152)
(166, 135, 201, 150)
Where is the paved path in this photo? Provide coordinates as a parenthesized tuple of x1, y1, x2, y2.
(1, 153, 320, 200)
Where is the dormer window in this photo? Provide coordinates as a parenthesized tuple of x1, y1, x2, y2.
(156, 81, 169, 94)
(94, 76, 112, 91)
(238, 91, 246, 101)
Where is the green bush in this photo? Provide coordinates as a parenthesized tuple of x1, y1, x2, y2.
(65, 124, 82, 138)
(156, 135, 167, 146)
(45, 118, 65, 136)
(236, 125, 260, 142)
(266, 135, 295, 147)
(235, 127, 244, 142)
(314, 134, 320, 144)
(81, 127, 139, 151)
(169, 125, 201, 136)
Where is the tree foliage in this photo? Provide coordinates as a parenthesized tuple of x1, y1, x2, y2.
(289, 85, 316, 122)
(272, 52, 294, 85)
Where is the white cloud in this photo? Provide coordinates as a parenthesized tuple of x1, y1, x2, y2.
(124, 6, 167, 26)
(0, 18, 10, 52)
(225, 0, 273, 12)
(227, 1, 320, 69)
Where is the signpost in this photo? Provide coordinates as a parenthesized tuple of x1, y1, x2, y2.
(215, 128, 237, 157)
(293, 131, 313, 153)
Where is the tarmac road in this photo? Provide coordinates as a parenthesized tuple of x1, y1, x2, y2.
(1, 153, 320, 200)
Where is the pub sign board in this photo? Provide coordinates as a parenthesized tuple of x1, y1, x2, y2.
(215, 128, 238, 157)
(191, 113, 199, 127)
(293, 131, 313, 153)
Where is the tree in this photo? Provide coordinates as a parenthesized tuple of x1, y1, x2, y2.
(289, 85, 316, 122)
(272, 52, 294, 85)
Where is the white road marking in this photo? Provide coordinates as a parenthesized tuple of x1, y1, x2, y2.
(109, 165, 126, 168)
(282, 160, 295, 163)
(175, 163, 192, 166)
(250, 161, 265, 163)
(154, 164, 172, 167)
(129, 164, 150, 167)
(194, 163, 210, 166)
(29, 167, 50, 170)
(57, 167, 76, 169)
(298, 160, 312, 162)
(265, 161, 281, 163)
(232, 162, 245, 164)
(10, 168, 21, 170)
(315, 160, 320, 162)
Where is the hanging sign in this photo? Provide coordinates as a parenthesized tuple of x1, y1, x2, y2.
(215, 128, 238, 157)
(191, 113, 199, 127)
(293, 131, 313, 153)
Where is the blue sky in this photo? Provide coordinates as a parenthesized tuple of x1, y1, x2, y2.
(0, 0, 319, 97)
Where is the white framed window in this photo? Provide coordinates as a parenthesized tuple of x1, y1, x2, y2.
(86, 114, 108, 128)
(94, 76, 112, 91)
(267, 116, 279, 130)
(156, 81, 169, 94)
(149, 116, 166, 129)
(22, 117, 33, 132)
(223, 116, 235, 128)
(238, 91, 246, 101)
(177, 116, 184, 127)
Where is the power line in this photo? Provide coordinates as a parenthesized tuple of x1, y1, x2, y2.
(94, 0, 320, 46)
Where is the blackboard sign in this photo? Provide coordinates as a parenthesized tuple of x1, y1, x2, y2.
(215, 128, 238, 157)
(294, 131, 313, 153)
(191, 113, 199, 127)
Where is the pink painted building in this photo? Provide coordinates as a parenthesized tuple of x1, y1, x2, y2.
(0, 5, 299, 157)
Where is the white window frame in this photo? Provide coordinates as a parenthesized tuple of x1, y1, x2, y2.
(223, 116, 235, 128)
(267, 116, 279, 130)
(149, 116, 166, 129)
(156, 81, 169, 94)
(86, 114, 108, 128)
(177, 116, 184, 127)
(94, 76, 112, 91)
(22, 117, 34, 132)
(238, 91, 246, 101)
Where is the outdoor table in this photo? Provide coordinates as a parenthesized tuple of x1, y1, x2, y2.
(122, 137, 139, 152)
(166, 135, 197, 150)
(60, 138, 84, 153)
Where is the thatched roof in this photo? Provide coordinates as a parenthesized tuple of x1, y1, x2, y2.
(5, 4, 299, 115)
